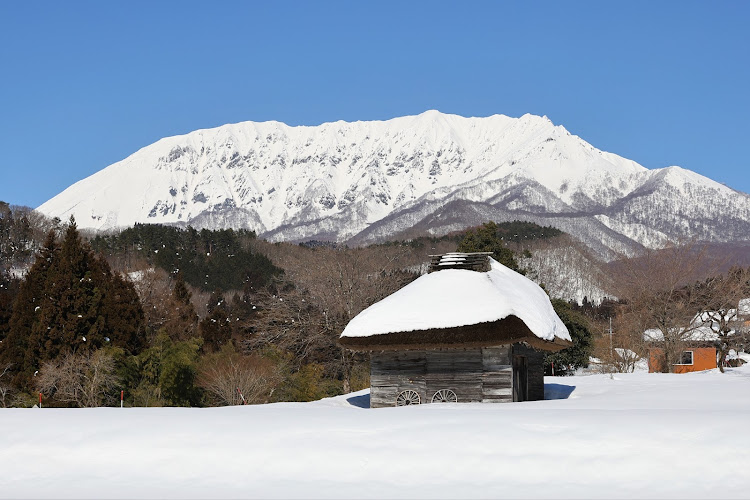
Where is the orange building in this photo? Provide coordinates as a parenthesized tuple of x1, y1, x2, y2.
(648, 347, 717, 373)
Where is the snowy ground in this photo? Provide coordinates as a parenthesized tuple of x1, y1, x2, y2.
(3, 367, 750, 499)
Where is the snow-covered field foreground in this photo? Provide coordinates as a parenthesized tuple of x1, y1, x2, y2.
(3, 368, 750, 499)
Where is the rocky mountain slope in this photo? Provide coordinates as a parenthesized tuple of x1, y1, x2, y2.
(38, 111, 750, 260)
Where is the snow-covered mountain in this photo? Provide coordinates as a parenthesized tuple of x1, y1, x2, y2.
(38, 111, 750, 260)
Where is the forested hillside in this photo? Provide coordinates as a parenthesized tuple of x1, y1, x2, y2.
(0, 202, 55, 274)
(91, 224, 281, 292)
(6, 211, 745, 404)
(1, 211, 600, 407)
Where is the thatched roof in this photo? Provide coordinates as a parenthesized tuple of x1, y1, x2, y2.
(339, 315, 571, 352)
(340, 255, 571, 352)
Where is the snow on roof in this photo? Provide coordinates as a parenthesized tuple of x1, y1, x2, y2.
(643, 327, 721, 343)
(644, 305, 748, 342)
(739, 298, 750, 316)
(341, 258, 571, 343)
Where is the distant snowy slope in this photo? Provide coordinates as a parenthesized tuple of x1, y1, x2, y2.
(38, 111, 750, 259)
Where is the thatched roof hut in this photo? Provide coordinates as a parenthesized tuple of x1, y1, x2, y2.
(340, 253, 571, 407)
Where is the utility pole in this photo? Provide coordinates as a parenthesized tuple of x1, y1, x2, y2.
(608, 317, 614, 373)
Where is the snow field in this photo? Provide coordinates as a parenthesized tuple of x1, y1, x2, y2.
(2, 367, 750, 499)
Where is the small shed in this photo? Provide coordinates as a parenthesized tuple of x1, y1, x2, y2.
(339, 253, 572, 408)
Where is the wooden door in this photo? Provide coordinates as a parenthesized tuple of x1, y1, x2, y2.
(512, 355, 528, 402)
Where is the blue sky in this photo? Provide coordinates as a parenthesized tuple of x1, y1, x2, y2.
(1, 1, 748, 207)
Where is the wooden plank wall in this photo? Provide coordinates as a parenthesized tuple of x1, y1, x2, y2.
(371, 346, 523, 407)
(481, 346, 513, 403)
(425, 349, 484, 403)
(370, 351, 427, 408)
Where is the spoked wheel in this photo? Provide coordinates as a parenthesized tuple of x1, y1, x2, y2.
(431, 389, 458, 403)
(396, 390, 421, 406)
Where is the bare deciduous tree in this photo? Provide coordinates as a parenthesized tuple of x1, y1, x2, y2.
(36, 350, 119, 407)
(265, 244, 417, 392)
(0, 362, 13, 407)
(131, 267, 173, 339)
(237, 242, 420, 393)
(518, 234, 612, 304)
(614, 243, 716, 373)
(241, 280, 328, 362)
(198, 348, 283, 405)
(591, 316, 644, 374)
(698, 267, 750, 372)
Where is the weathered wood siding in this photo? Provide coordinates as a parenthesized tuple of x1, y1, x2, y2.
(425, 348, 484, 403)
(512, 343, 545, 401)
(370, 351, 427, 408)
(370, 343, 547, 407)
(481, 346, 512, 403)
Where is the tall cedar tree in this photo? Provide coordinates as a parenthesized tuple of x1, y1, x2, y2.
(0, 220, 145, 390)
(0, 275, 20, 345)
(2, 231, 58, 388)
(199, 291, 232, 352)
(163, 273, 199, 341)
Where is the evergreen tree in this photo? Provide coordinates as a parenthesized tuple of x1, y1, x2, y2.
(90, 223, 281, 293)
(159, 335, 203, 406)
(103, 273, 146, 354)
(0, 274, 19, 344)
(1, 219, 145, 390)
(163, 273, 198, 341)
(493, 220, 562, 243)
(127, 331, 203, 407)
(199, 291, 232, 352)
(545, 299, 593, 375)
(1, 230, 58, 388)
(457, 221, 521, 272)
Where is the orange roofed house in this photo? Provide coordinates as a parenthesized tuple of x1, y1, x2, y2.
(648, 299, 750, 373)
(647, 345, 717, 373)
(644, 313, 730, 373)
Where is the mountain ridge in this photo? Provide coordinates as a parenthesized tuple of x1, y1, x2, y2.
(37, 111, 750, 260)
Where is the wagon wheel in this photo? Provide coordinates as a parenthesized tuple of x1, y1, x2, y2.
(395, 390, 421, 406)
(431, 389, 458, 403)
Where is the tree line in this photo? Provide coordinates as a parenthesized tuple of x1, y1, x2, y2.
(3, 211, 746, 410)
(599, 244, 750, 374)
(14, 211, 746, 406)
(90, 223, 281, 293)
(0, 214, 599, 407)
